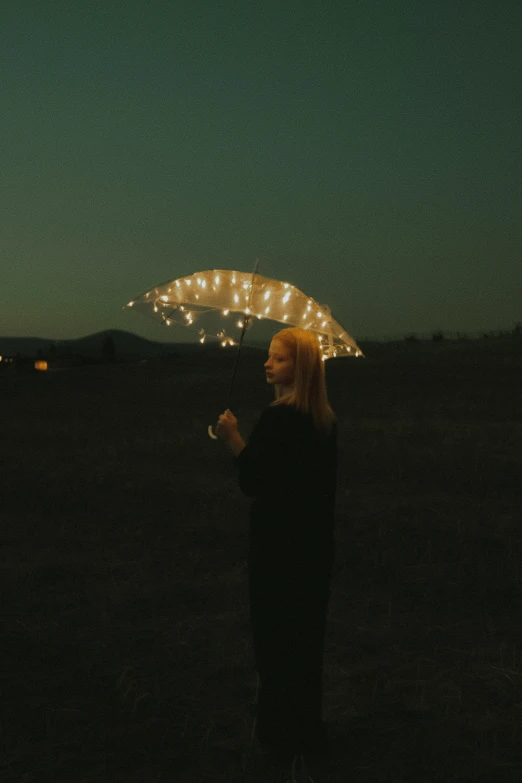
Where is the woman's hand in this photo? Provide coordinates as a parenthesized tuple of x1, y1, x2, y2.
(215, 409, 239, 444)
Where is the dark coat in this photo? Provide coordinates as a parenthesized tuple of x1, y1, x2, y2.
(234, 402, 337, 567)
(233, 402, 338, 759)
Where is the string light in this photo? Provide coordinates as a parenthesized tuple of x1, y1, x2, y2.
(125, 269, 364, 360)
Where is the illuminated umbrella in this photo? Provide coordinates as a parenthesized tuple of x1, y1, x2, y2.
(123, 260, 364, 438)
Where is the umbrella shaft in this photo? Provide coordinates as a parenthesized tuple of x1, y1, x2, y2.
(226, 314, 249, 409)
(226, 259, 259, 410)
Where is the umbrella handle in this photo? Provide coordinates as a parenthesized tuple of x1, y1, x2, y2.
(208, 424, 218, 440)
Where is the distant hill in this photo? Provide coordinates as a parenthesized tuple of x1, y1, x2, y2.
(0, 330, 187, 359)
(0, 329, 270, 359)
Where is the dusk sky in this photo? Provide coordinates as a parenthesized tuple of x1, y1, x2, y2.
(2, 1, 520, 344)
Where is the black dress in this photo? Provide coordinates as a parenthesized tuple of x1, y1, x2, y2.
(233, 402, 338, 761)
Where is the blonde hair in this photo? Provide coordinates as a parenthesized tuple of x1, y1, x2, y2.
(269, 327, 336, 436)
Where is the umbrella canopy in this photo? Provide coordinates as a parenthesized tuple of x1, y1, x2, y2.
(124, 268, 364, 360)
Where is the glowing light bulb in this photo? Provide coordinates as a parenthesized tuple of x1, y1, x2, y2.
(234, 294, 239, 303)
(215, 275, 220, 285)
(223, 309, 229, 315)
(264, 291, 271, 301)
(128, 301, 134, 307)
(161, 295, 168, 302)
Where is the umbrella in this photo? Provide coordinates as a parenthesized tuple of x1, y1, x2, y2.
(123, 260, 364, 438)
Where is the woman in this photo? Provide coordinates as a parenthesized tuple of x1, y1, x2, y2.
(216, 327, 338, 775)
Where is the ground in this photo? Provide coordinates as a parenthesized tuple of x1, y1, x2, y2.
(0, 337, 521, 782)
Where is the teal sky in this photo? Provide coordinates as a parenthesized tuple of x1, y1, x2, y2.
(1, 0, 520, 343)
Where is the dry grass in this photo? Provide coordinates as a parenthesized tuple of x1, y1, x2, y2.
(0, 338, 521, 782)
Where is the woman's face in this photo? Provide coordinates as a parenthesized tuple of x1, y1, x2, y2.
(264, 339, 295, 387)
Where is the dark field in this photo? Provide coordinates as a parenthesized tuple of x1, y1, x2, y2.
(1, 338, 521, 783)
